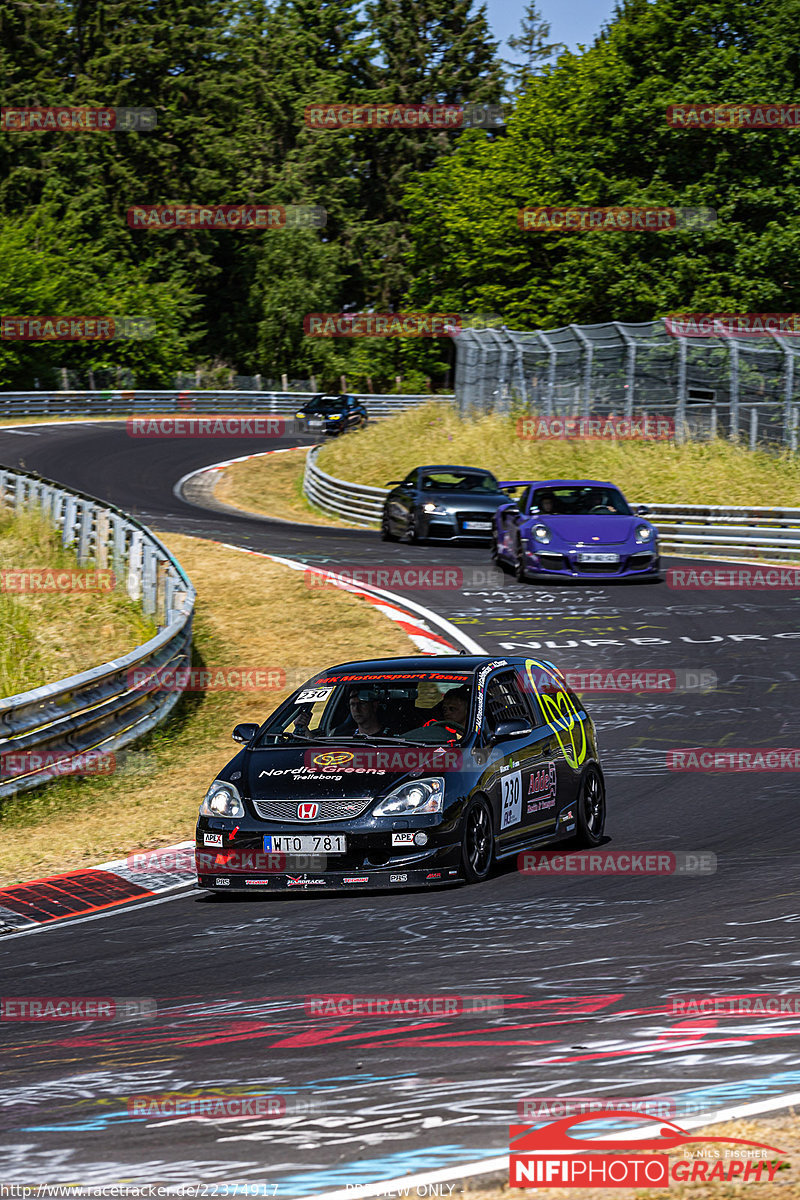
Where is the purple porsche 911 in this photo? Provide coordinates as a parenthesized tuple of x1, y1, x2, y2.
(492, 478, 660, 582)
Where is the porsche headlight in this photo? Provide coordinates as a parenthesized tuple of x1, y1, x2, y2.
(533, 524, 552, 544)
(635, 524, 654, 543)
(373, 777, 444, 817)
(201, 779, 244, 818)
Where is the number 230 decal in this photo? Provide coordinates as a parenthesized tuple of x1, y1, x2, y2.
(501, 770, 522, 829)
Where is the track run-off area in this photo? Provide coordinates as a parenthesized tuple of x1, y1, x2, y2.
(2, 420, 800, 1194)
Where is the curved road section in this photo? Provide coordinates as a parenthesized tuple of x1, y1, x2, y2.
(2, 422, 800, 1194)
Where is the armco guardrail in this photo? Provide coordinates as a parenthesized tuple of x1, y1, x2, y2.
(303, 452, 800, 559)
(0, 469, 195, 800)
(0, 390, 448, 420)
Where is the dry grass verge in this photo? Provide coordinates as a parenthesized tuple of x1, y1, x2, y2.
(213, 445, 365, 527)
(0, 533, 413, 885)
(0, 505, 154, 698)
(317, 404, 800, 506)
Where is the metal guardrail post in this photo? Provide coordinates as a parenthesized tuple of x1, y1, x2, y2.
(729, 340, 740, 440)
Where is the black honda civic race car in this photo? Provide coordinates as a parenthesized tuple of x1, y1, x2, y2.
(196, 655, 606, 892)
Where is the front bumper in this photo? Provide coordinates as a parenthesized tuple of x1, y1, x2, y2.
(526, 546, 660, 579)
(420, 512, 498, 541)
(195, 812, 462, 892)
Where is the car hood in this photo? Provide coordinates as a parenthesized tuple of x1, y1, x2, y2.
(536, 514, 641, 546)
(238, 744, 443, 801)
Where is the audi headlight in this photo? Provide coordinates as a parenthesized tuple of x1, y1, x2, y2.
(373, 777, 444, 817)
(200, 779, 244, 818)
(635, 524, 653, 543)
(533, 524, 552, 544)
(422, 502, 447, 514)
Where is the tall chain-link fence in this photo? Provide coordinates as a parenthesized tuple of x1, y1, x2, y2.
(453, 320, 800, 449)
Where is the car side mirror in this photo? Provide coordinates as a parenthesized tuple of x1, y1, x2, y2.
(636, 504, 650, 516)
(232, 722, 259, 743)
(488, 718, 533, 743)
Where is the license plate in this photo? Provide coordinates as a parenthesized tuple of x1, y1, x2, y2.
(463, 520, 492, 530)
(578, 552, 620, 563)
(263, 834, 346, 854)
(308, 419, 324, 428)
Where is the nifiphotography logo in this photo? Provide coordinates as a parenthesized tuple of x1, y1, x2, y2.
(509, 1113, 786, 1188)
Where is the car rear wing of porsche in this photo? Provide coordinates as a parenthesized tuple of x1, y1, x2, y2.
(498, 480, 534, 491)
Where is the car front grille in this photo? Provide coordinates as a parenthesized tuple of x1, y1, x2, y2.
(628, 552, 655, 568)
(251, 797, 374, 822)
(538, 553, 567, 570)
(576, 562, 621, 573)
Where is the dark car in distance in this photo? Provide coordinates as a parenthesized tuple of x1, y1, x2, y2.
(195, 655, 606, 893)
(296, 393, 368, 436)
(381, 465, 510, 542)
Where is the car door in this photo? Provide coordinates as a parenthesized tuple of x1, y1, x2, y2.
(479, 668, 559, 855)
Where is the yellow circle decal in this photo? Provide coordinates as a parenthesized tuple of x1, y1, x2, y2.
(525, 659, 587, 769)
(312, 751, 354, 767)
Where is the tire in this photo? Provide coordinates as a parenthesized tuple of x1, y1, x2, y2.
(380, 510, 397, 541)
(404, 512, 422, 544)
(514, 536, 528, 583)
(460, 795, 495, 883)
(571, 766, 606, 847)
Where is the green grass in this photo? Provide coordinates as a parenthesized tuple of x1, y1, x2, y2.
(316, 403, 800, 505)
(0, 505, 155, 698)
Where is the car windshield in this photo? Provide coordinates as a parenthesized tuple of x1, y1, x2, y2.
(256, 672, 474, 746)
(532, 486, 631, 515)
(420, 472, 498, 492)
(306, 397, 346, 413)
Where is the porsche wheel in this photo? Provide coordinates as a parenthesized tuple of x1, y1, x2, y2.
(572, 766, 606, 847)
(460, 796, 494, 883)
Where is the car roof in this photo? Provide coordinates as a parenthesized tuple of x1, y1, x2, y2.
(414, 465, 497, 476)
(505, 478, 619, 489)
(314, 654, 556, 676)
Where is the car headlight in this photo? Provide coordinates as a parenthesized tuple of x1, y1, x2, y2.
(329, 413, 343, 420)
(372, 777, 444, 817)
(533, 523, 552, 544)
(422, 502, 448, 514)
(295, 411, 305, 418)
(635, 524, 654, 543)
(200, 779, 245, 818)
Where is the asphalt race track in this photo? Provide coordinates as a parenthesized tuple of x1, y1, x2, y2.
(3, 421, 800, 1194)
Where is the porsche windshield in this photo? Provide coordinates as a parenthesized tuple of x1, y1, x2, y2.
(257, 672, 474, 746)
(532, 486, 631, 515)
